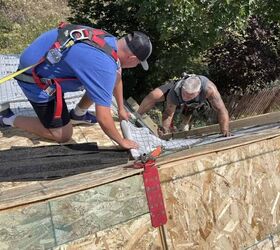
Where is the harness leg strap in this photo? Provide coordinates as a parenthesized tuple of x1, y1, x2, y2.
(53, 79, 63, 119)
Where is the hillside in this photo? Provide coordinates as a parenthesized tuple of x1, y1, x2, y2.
(0, 0, 70, 54)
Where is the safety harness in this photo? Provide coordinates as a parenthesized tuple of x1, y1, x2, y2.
(16, 22, 119, 119)
(174, 74, 208, 110)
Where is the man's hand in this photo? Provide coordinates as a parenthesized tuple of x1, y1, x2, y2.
(222, 130, 231, 137)
(157, 126, 170, 138)
(118, 108, 130, 121)
(119, 138, 139, 149)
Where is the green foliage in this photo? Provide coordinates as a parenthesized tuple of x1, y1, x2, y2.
(249, 0, 280, 22)
(2, 0, 277, 103)
(68, 0, 253, 101)
(0, 0, 70, 54)
(206, 16, 280, 95)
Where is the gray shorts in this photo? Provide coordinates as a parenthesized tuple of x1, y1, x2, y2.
(158, 81, 180, 106)
(158, 81, 174, 96)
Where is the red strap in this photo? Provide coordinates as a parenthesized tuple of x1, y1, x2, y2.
(143, 161, 167, 228)
(111, 50, 118, 62)
(92, 29, 106, 36)
(83, 29, 89, 37)
(53, 79, 63, 119)
(52, 77, 77, 82)
(92, 35, 106, 47)
(91, 31, 118, 61)
(52, 78, 77, 119)
(32, 58, 47, 90)
(53, 42, 61, 49)
(58, 21, 67, 28)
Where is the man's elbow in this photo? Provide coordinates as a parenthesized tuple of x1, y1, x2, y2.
(96, 112, 107, 126)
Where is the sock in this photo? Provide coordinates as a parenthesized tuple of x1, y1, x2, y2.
(74, 105, 87, 116)
(3, 115, 16, 127)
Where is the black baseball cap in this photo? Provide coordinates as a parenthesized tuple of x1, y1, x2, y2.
(125, 31, 152, 70)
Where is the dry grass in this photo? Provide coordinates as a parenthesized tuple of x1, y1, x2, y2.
(0, 0, 71, 53)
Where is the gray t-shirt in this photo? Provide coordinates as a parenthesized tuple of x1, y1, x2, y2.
(158, 75, 209, 107)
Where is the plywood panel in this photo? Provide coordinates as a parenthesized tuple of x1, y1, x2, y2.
(0, 122, 123, 195)
(0, 123, 121, 150)
(162, 111, 280, 139)
(77, 123, 120, 148)
(0, 175, 150, 249)
(0, 113, 280, 249)
(159, 137, 280, 249)
(50, 175, 148, 245)
(0, 162, 141, 211)
(0, 203, 55, 250)
(53, 214, 162, 250)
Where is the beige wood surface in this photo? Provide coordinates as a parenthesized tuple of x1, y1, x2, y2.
(126, 96, 158, 135)
(50, 132, 280, 249)
(159, 136, 280, 249)
(0, 175, 150, 249)
(162, 110, 280, 139)
(0, 115, 280, 249)
(0, 122, 120, 150)
(53, 214, 162, 250)
(0, 113, 279, 211)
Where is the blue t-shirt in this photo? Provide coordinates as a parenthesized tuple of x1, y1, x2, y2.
(18, 28, 118, 106)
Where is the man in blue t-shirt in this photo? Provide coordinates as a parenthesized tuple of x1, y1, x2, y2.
(0, 25, 152, 149)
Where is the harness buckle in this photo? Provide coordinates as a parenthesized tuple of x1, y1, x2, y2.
(44, 85, 56, 96)
(69, 29, 88, 41)
(41, 79, 56, 96)
(46, 48, 63, 64)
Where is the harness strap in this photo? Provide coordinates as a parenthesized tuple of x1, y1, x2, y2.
(31, 60, 63, 119)
(53, 79, 63, 119)
(31, 58, 47, 90)
(29, 22, 119, 119)
(57, 24, 119, 63)
(18, 71, 76, 120)
(15, 73, 76, 85)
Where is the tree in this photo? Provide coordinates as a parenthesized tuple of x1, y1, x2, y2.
(249, 0, 280, 22)
(206, 16, 280, 95)
(67, 0, 253, 100)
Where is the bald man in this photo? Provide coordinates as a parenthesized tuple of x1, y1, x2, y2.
(138, 74, 230, 137)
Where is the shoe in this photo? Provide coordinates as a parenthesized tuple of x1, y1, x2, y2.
(0, 108, 15, 127)
(70, 109, 97, 125)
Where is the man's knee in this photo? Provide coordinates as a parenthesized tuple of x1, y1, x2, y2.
(49, 124, 73, 143)
(148, 88, 164, 102)
(55, 134, 72, 143)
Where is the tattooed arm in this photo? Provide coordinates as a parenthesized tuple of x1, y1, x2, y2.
(159, 96, 177, 136)
(206, 81, 230, 136)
